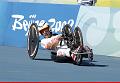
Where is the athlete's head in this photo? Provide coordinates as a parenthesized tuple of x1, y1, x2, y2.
(39, 22, 52, 38)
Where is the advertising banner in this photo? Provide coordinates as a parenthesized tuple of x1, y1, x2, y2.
(4, 2, 80, 47)
(76, 6, 120, 57)
(0, 1, 8, 45)
(1, 2, 120, 57)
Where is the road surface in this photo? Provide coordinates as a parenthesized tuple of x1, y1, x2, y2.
(0, 46, 120, 81)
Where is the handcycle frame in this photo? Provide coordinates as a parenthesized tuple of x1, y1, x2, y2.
(27, 23, 93, 65)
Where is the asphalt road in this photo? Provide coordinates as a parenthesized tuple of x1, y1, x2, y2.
(0, 46, 120, 81)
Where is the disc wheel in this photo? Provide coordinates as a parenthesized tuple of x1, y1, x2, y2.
(27, 23, 39, 60)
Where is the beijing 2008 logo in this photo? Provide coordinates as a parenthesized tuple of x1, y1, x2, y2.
(11, 14, 75, 36)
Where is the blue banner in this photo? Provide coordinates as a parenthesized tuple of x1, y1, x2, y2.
(0, 1, 8, 45)
(3, 2, 80, 47)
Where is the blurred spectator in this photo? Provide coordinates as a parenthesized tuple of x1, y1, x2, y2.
(77, 0, 97, 6)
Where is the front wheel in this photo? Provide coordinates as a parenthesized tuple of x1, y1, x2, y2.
(27, 23, 39, 60)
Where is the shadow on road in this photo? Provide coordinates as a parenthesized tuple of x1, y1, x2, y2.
(80, 60, 108, 67)
(34, 58, 53, 61)
(34, 58, 108, 67)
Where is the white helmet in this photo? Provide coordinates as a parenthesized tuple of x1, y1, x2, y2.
(38, 21, 50, 34)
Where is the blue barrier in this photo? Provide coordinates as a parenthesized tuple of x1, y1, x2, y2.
(1, 2, 120, 57)
(2, 2, 80, 47)
(0, 1, 8, 45)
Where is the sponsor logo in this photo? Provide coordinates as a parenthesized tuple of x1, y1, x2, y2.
(11, 14, 75, 36)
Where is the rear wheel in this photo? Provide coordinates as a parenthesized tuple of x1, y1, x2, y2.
(62, 24, 73, 48)
(62, 24, 72, 38)
(27, 23, 39, 60)
(73, 27, 83, 49)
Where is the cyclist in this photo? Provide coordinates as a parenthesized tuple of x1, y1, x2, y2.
(39, 22, 63, 50)
(39, 22, 79, 57)
(28, 22, 93, 65)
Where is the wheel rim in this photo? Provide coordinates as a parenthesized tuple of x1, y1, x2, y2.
(62, 24, 73, 48)
(62, 24, 72, 38)
(27, 24, 39, 58)
(74, 27, 83, 47)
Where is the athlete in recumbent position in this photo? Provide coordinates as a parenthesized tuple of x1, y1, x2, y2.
(39, 22, 78, 57)
(28, 22, 93, 65)
(39, 22, 63, 50)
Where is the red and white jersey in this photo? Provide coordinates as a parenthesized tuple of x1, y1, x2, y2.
(57, 45, 71, 57)
(41, 35, 62, 49)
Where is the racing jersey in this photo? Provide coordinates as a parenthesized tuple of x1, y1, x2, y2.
(57, 45, 71, 57)
(41, 34, 62, 49)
